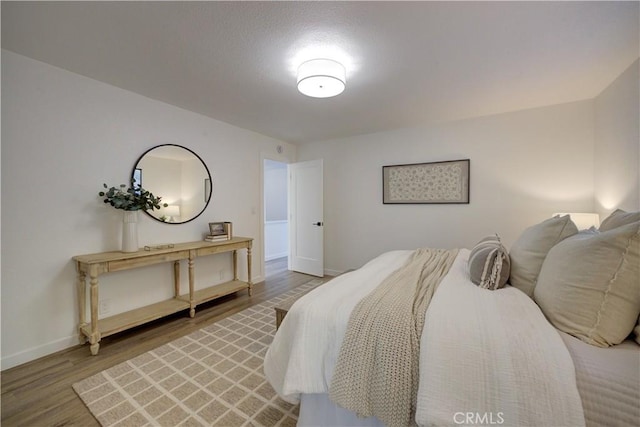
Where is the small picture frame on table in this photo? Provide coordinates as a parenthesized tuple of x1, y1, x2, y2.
(209, 222, 226, 236)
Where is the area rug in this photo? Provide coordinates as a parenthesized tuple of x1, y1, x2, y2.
(73, 279, 324, 427)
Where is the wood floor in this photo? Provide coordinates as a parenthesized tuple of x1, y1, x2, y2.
(1, 258, 315, 427)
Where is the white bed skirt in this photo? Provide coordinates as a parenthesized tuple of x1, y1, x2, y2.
(298, 394, 384, 427)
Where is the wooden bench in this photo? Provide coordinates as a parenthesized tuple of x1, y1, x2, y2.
(274, 286, 319, 329)
(274, 271, 354, 329)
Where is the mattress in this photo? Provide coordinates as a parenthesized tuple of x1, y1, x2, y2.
(559, 332, 640, 427)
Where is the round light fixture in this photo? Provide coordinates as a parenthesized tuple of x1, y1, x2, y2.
(297, 58, 346, 98)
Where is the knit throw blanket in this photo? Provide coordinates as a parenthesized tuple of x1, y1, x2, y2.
(329, 248, 459, 427)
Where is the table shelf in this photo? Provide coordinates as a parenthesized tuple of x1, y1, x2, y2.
(183, 280, 249, 306)
(81, 298, 190, 339)
(74, 237, 253, 355)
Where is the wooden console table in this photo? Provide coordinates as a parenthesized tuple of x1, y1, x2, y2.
(73, 237, 252, 355)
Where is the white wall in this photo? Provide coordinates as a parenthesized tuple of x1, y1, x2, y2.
(299, 101, 596, 274)
(594, 59, 640, 216)
(0, 51, 296, 369)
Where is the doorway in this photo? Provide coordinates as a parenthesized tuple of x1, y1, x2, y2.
(263, 159, 289, 277)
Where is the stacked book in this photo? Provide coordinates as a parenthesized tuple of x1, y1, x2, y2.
(204, 221, 233, 242)
(204, 234, 229, 242)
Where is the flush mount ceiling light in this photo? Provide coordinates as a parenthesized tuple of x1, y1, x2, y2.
(297, 58, 346, 98)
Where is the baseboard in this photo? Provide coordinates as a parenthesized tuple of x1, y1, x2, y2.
(1, 334, 78, 371)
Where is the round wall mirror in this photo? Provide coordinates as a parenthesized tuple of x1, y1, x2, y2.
(132, 144, 212, 224)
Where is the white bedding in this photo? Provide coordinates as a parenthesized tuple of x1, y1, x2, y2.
(264, 249, 585, 426)
(417, 250, 584, 426)
(559, 332, 640, 427)
(264, 249, 415, 402)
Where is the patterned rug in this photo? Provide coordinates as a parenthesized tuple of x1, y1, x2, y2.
(73, 279, 324, 427)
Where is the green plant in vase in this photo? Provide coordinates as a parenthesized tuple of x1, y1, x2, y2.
(99, 182, 168, 252)
(99, 182, 168, 211)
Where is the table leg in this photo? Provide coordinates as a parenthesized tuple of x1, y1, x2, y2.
(173, 261, 180, 298)
(76, 266, 87, 344)
(188, 251, 195, 318)
(89, 265, 101, 355)
(247, 243, 253, 296)
(233, 250, 238, 281)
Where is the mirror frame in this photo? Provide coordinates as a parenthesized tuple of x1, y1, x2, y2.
(132, 144, 212, 224)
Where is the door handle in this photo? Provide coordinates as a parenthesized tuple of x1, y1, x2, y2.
(312, 222, 324, 226)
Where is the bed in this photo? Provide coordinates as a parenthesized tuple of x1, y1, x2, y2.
(264, 211, 640, 427)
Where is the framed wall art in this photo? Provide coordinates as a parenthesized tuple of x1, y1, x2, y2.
(382, 159, 470, 204)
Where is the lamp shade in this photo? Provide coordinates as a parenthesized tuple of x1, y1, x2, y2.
(553, 212, 600, 230)
(297, 59, 346, 98)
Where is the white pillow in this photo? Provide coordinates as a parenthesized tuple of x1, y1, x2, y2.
(509, 215, 578, 297)
(599, 209, 640, 232)
(534, 221, 640, 347)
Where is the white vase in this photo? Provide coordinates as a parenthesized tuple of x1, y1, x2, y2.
(122, 210, 139, 252)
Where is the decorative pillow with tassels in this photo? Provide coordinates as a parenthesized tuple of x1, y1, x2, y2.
(468, 235, 510, 290)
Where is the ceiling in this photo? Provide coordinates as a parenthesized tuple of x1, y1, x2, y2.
(2, 1, 638, 145)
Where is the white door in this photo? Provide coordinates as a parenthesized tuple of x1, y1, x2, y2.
(289, 159, 324, 277)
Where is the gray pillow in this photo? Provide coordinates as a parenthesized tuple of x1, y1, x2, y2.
(534, 221, 640, 347)
(468, 235, 510, 290)
(509, 215, 578, 297)
(599, 209, 640, 232)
